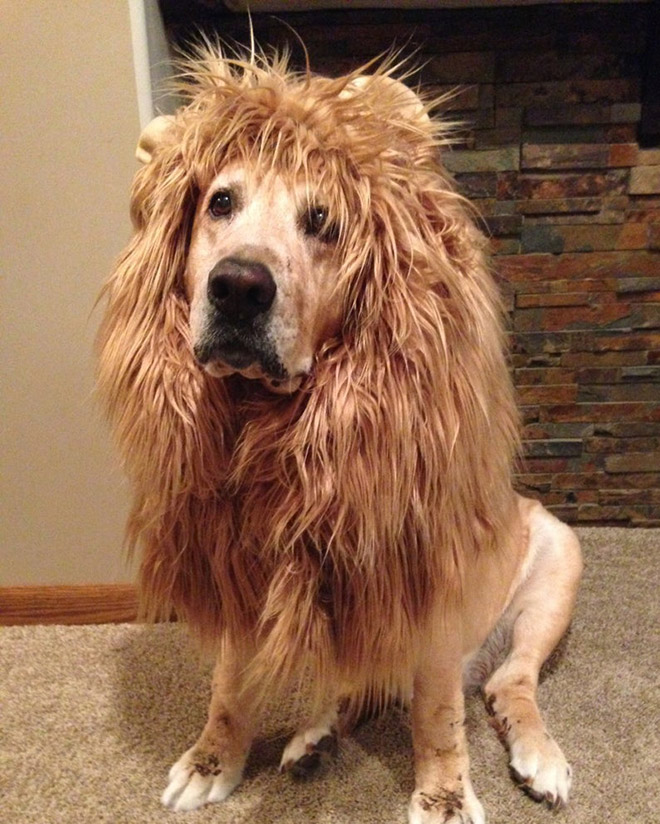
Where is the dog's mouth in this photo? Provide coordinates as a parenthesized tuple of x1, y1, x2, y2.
(194, 335, 303, 394)
(212, 342, 260, 372)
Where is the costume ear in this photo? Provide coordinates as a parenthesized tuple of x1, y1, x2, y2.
(135, 115, 176, 164)
(342, 74, 431, 128)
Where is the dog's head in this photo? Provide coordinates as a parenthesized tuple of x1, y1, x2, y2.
(129, 55, 453, 393)
(184, 163, 344, 392)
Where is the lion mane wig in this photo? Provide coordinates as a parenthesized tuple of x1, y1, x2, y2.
(97, 48, 520, 711)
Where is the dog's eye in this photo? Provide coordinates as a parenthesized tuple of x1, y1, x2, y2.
(305, 206, 327, 235)
(304, 206, 338, 242)
(209, 190, 233, 219)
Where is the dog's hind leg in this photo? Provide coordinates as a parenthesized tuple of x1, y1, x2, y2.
(484, 500, 582, 810)
(161, 638, 256, 811)
(279, 694, 348, 778)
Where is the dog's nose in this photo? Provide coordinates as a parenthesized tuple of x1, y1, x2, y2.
(207, 257, 276, 322)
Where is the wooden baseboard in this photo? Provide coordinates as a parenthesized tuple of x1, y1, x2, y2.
(0, 584, 139, 626)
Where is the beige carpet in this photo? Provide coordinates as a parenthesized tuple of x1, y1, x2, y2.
(1, 527, 658, 824)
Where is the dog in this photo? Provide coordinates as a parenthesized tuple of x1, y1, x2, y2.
(97, 47, 582, 824)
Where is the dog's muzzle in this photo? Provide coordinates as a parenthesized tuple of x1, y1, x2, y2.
(194, 256, 289, 385)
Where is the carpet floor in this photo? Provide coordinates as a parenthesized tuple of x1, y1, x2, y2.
(1, 527, 658, 824)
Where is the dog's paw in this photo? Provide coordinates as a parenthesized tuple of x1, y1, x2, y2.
(279, 725, 338, 778)
(509, 733, 572, 809)
(161, 746, 244, 811)
(408, 787, 486, 824)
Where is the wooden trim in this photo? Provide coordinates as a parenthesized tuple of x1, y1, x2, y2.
(0, 584, 139, 626)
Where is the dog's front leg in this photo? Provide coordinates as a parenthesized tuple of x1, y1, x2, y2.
(162, 638, 256, 811)
(409, 638, 485, 824)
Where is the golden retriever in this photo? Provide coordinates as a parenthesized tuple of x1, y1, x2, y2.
(97, 48, 582, 824)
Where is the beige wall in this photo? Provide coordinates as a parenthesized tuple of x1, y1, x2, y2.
(1, 2, 141, 585)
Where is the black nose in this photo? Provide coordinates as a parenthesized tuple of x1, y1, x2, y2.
(207, 257, 276, 322)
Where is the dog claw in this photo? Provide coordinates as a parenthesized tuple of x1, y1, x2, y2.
(524, 785, 545, 804)
(510, 765, 566, 810)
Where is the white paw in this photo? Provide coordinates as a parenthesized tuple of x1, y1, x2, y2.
(509, 734, 572, 809)
(280, 721, 337, 775)
(161, 746, 244, 811)
(408, 786, 485, 824)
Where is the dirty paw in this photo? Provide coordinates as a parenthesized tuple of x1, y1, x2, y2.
(161, 746, 244, 811)
(408, 788, 485, 824)
(280, 729, 338, 779)
(509, 734, 572, 809)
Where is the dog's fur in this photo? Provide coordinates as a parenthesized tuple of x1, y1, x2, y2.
(97, 49, 582, 823)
